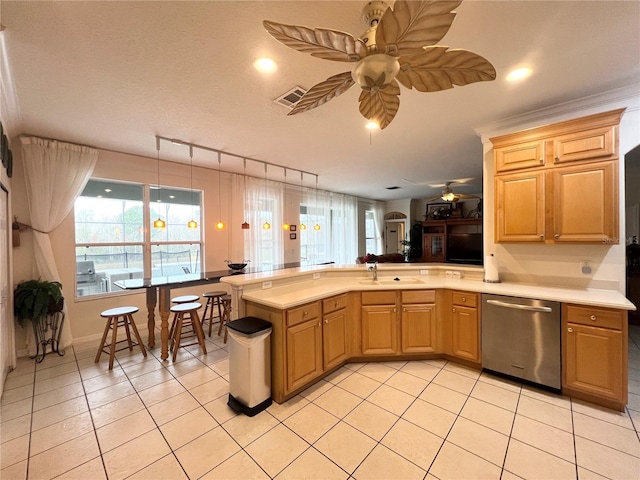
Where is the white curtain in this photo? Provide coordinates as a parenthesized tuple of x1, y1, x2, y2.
(372, 200, 385, 254)
(328, 192, 358, 264)
(244, 176, 283, 270)
(229, 173, 246, 262)
(20, 137, 98, 353)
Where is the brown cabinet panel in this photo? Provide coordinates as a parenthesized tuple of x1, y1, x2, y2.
(323, 294, 348, 315)
(402, 290, 436, 304)
(451, 291, 478, 308)
(286, 318, 323, 393)
(495, 172, 545, 242)
(323, 309, 348, 370)
(451, 305, 480, 362)
(287, 301, 320, 327)
(565, 304, 624, 330)
(361, 290, 396, 305)
(361, 305, 397, 355)
(552, 125, 616, 165)
(401, 304, 436, 353)
(495, 139, 545, 173)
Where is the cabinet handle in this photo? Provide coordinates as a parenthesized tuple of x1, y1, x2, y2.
(539, 158, 544, 164)
(317, 322, 321, 327)
(334, 302, 338, 308)
(590, 315, 597, 321)
(554, 234, 560, 239)
(567, 327, 573, 333)
(554, 155, 560, 163)
(461, 297, 466, 302)
(540, 234, 544, 239)
(324, 319, 328, 324)
(393, 308, 397, 313)
(303, 311, 308, 316)
(452, 308, 456, 313)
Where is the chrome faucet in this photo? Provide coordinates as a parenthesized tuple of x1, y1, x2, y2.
(367, 262, 378, 281)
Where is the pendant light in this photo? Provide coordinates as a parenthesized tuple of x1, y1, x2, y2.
(152, 137, 166, 229)
(282, 167, 290, 230)
(262, 163, 271, 230)
(187, 145, 198, 229)
(241, 158, 250, 229)
(299, 171, 306, 231)
(215, 152, 225, 230)
(313, 175, 321, 231)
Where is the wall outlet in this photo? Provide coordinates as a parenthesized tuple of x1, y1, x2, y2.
(581, 261, 592, 275)
(452, 271, 463, 279)
(262, 281, 272, 289)
(313, 273, 320, 280)
(445, 271, 453, 278)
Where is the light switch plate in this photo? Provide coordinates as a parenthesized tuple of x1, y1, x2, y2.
(262, 281, 272, 289)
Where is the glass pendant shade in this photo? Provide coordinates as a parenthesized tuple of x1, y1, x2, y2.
(188, 219, 198, 229)
(283, 223, 290, 230)
(263, 221, 271, 230)
(242, 222, 250, 229)
(153, 218, 166, 229)
(300, 223, 307, 230)
(216, 221, 225, 230)
(314, 223, 321, 231)
(153, 138, 165, 229)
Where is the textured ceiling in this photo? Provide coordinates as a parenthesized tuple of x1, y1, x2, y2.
(1, 1, 639, 200)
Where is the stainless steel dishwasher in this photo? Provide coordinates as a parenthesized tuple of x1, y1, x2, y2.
(481, 294, 561, 390)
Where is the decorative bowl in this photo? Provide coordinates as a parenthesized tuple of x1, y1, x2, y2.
(225, 260, 249, 271)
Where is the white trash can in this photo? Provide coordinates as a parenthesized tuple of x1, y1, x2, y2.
(226, 316, 272, 416)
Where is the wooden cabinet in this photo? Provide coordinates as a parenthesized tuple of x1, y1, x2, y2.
(491, 108, 624, 244)
(286, 302, 323, 393)
(422, 218, 482, 263)
(450, 291, 480, 362)
(401, 290, 436, 353)
(361, 291, 397, 355)
(562, 304, 627, 408)
(322, 294, 348, 370)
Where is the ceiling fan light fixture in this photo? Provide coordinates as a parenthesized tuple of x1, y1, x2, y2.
(254, 57, 277, 73)
(441, 191, 456, 202)
(352, 54, 399, 89)
(365, 120, 379, 130)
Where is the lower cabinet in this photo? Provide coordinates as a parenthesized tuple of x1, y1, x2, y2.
(322, 295, 348, 370)
(450, 291, 480, 362)
(286, 301, 323, 393)
(563, 304, 627, 406)
(401, 290, 436, 353)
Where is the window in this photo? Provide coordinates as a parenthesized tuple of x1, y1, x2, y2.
(74, 179, 202, 297)
(365, 209, 377, 254)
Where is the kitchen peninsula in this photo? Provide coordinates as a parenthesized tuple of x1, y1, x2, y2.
(221, 264, 635, 411)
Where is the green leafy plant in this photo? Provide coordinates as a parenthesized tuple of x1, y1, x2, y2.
(13, 279, 63, 327)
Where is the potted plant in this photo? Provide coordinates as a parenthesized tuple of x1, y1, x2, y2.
(13, 279, 64, 327)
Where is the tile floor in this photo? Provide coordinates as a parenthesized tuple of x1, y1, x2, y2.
(1, 326, 639, 480)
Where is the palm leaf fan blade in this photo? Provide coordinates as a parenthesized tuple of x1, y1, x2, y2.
(289, 72, 355, 115)
(358, 80, 400, 130)
(376, 0, 462, 56)
(263, 20, 366, 62)
(396, 46, 496, 92)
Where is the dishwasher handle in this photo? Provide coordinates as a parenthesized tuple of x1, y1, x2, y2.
(486, 299, 552, 313)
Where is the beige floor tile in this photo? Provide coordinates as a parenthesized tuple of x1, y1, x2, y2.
(573, 410, 640, 457)
(137, 378, 186, 407)
(382, 360, 408, 370)
(511, 414, 575, 462)
(33, 382, 86, 411)
(1, 384, 33, 405)
(313, 386, 362, 419)
(432, 369, 477, 396)
(344, 362, 366, 371)
(85, 381, 135, 410)
(31, 395, 88, 431)
(28, 431, 100, 480)
(0, 397, 32, 422)
(324, 366, 354, 385)
(442, 362, 481, 380)
(6, 359, 35, 378)
(130, 367, 174, 391)
(520, 384, 571, 409)
(500, 470, 526, 480)
(129, 453, 188, 480)
(447, 416, 510, 467)
(210, 358, 230, 376)
(204, 393, 239, 424)
(174, 426, 240, 479)
(222, 409, 279, 447)
(354, 443, 426, 480)
(314, 421, 376, 474)
(380, 418, 443, 470)
(576, 466, 610, 479)
(576, 435, 640, 479)
(628, 391, 640, 412)
(471, 381, 520, 411)
(504, 439, 576, 480)
(160, 406, 219, 450)
(0, 433, 29, 469)
(629, 408, 640, 432)
(402, 398, 456, 438)
(478, 371, 522, 393)
(337, 372, 381, 399)
(35, 352, 76, 369)
(283, 403, 339, 444)
(189, 376, 229, 404)
(516, 395, 573, 432)
(81, 368, 129, 394)
(56, 457, 107, 480)
(276, 447, 348, 480)
(201, 347, 230, 366)
(367, 384, 415, 416)
(97, 408, 157, 453)
(30, 411, 94, 456)
(201, 449, 269, 480)
(267, 394, 309, 421)
(430, 441, 502, 480)
(4, 371, 35, 390)
(90, 392, 145, 429)
(460, 397, 515, 435)
(0, 459, 26, 480)
(299, 379, 333, 401)
(34, 370, 81, 396)
(630, 377, 640, 395)
(245, 424, 309, 477)
(79, 362, 124, 381)
(120, 357, 163, 379)
(176, 365, 220, 389)
(572, 398, 636, 429)
(419, 382, 468, 414)
(0, 413, 31, 444)
(344, 400, 398, 441)
(165, 356, 207, 377)
(399, 361, 441, 381)
(103, 429, 171, 480)
(357, 363, 397, 383)
(148, 390, 199, 425)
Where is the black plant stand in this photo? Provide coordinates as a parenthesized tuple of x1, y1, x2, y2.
(31, 311, 66, 363)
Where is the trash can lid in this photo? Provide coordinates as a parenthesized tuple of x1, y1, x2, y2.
(227, 316, 272, 335)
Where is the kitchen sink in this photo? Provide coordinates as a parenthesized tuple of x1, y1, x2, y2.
(378, 277, 424, 285)
(358, 280, 380, 285)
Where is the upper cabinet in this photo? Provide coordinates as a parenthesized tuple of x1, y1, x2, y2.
(491, 109, 624, 244)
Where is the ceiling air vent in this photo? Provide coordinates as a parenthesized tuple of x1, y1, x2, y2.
(386, 186, 401, 190)
(274, 86, 307, 109)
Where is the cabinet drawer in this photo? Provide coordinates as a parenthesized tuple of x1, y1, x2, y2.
(564, 304, 623, 330)
(287, 301, 321, 327)
(401, 290, 435, 304)
(495, 140, 545, 173)
(323, 294, 347, 314)
(452, 291, 478, 307)
(552, 125, 616, 165)
(361, 291, 396, 305)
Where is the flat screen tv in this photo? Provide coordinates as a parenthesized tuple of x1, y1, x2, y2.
(447, 233, 483, 265)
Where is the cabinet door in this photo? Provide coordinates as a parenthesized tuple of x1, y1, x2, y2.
(286, 318, 323, 393)
(564, 323, 623, 401)
(495, 171, 545, 242)
(323, 309, 347, 370)
(423, 233, 445, 261)
(451, 305, 480, 362)
(361, 305, 397, 355)
(401, 304, 436, 353)
(495, 140, 545, 173)
(551, 161, 618, 243)
(552, 124, 616, 165)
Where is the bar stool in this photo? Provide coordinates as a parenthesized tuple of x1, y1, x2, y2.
(169, 302, 207, 361)
(95, 306, 147, 370)
(202, 291, 226, 337)
(218, 295, 232, 343)
(169, 294, 200, 341)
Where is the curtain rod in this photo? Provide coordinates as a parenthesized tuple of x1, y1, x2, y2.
(156, 135, 318, 181)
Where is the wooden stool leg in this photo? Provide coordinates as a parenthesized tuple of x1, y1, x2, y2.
(127, 314, 147, 357)
(123, 318, 133, 351)
(202, 299, 211, 336)
(172, 315, 184, 362)
(169, 313, 178, 350)
(95, 317, 112, 363)
(223, 305, 231, 343)
(191, 310, 207, 354)
(108, 316, 119, 370)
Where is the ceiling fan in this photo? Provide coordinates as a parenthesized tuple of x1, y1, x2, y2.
(424, 181, 479, 202)
(263, 0, 496, 129)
